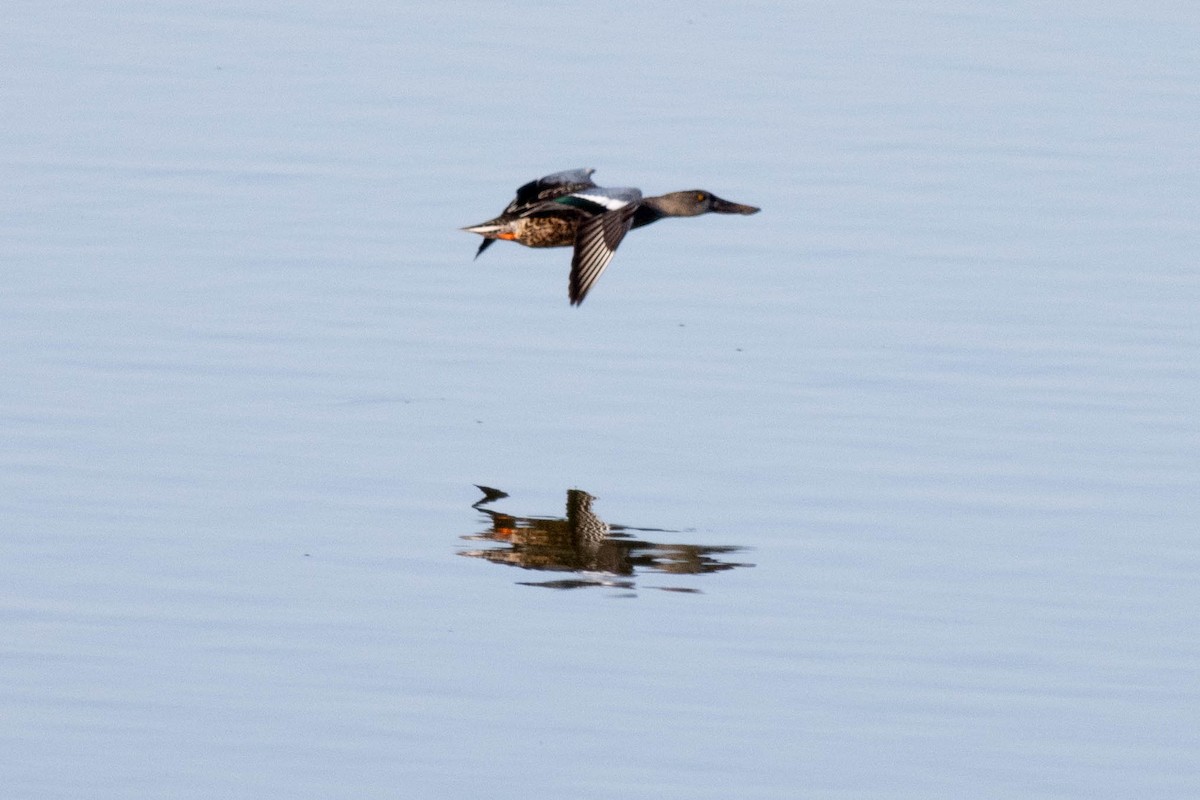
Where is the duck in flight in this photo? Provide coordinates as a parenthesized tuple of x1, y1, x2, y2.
(463, 168, 760, 305)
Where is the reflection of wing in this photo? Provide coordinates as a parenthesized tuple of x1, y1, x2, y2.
(566, 489, 609, 542)
(473, 485, 509, 505)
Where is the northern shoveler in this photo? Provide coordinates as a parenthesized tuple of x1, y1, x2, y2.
(463, 168, 760, 305)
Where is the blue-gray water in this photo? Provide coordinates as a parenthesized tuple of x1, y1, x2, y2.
(3, 2, 1198, 798)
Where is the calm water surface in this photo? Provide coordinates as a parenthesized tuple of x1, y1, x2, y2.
(2, 2, 1198, 798)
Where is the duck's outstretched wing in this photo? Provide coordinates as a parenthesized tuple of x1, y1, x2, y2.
(553, 188, 641, 306)
(506, 168, 597, 214)
(474, 236, 500, 259)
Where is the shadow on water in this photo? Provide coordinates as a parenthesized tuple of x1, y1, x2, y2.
(459, 486, 754, 593)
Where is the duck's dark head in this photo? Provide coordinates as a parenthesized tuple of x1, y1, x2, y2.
(638, 190, 761, 225)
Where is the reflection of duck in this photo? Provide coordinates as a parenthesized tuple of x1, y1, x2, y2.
(463, 168, 760, 305)
(461, 486, 753, 591)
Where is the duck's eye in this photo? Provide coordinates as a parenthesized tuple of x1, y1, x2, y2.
(696, 192, 706, 202)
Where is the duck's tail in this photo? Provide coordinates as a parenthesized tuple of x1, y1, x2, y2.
(462, 220, 513, 260)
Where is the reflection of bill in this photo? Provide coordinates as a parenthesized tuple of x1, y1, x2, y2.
(460, 486, 754, 592)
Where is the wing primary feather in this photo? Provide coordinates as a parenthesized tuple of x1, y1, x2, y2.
(568, 205, 636, 305)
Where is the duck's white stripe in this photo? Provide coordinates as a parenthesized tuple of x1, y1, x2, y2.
(571, 192, 632, 210)
(463, 223, 505, 234)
